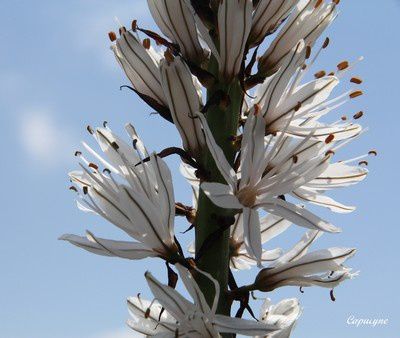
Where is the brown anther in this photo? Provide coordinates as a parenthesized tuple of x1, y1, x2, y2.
(332, 0, 340, 5)
(89, 163, 98, 170)
(341, 116, 348, 121)
(326, 150, 335, 156)
(350, 90, 363, 99)
(328, 71, 335, 76)
(301, 64, 307, 70)
(131, 20, 137, 31)
(142, 38, 151, 50)
(351, 77, 363, 84)
(108, 31, 117, 42)
(323, 37, 330, 49)
(294, 101, 302, 111)
(293, 155, 298, 164)
(83, 186, 89, 195)
(330, 289, 336, 302)
(337, 61, 349, 71)
(144, 308, 151, 319)
(369, 150, 378, 156)
(359, 160, 368, 166)
(87, 125, 94, 134)
(314, 70, 326, 79)
(118, 26, 127, 36)
(353, 111, 364, 119)
(254, 104, 261, 115)
(69, 186, 78, 192)
(306, 46, 312, 59)
(74, 151, 82, 157)
(325, 134, 335, 144)
(164, 49, 174, 63)
(315, 0, 323, 9)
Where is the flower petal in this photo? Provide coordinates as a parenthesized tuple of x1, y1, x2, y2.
(201, 182, 242, 209)
(260, 198, 340, 233)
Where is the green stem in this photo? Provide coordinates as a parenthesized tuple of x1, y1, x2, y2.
(195, 57, 243, 322)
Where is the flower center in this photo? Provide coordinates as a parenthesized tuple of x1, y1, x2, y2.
(237, 187, 257, 207)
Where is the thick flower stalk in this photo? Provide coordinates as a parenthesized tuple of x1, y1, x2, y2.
(61, 0, 373, 337)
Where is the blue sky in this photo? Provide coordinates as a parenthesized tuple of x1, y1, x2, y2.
(0, 1, 399, 337)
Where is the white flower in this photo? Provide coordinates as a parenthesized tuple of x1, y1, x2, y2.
(111, 28, 167, 108)
(181, 163, 290, 270)
(60, 124, 178, 261)
(256, 298, 302, 338)
(198, 111, 340, 266)
(160, 55, 206, 159)
(128, 264, 279, 337)
(147, 0, 205, 63)
(255, 40, 363, 141)
(259, 0, 338, 72)
(216, 0, 253, 82)
(254, 230, 357, 292)
(249, 0, 300, 47)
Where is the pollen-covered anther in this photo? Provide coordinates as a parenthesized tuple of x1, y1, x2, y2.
(315, 0, 323, 9)
(350, 90, 363, 99)
(323, 37, 330, 49)
(337, 61, 349, 71)
(325, 134, 335, 144)
(143, 38, 151, 50)
(306, 46, 312, 59)
(353, 111, 364, 119)
(164, 49, 174, 64)
(351, 77, 363, 84)
(69, 186, 78, 193)
(314, 70, 326, 79)
(89, 163, 99, 170)
(108, 31, 117, 42)
(330, 289, 336, 302)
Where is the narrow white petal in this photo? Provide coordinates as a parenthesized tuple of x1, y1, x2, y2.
(201, 182, 242, 209)
(260, 198, 340, 233)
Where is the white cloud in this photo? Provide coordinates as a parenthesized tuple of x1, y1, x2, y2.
(92, 327, 143, 338)
(18, 109, 75, 168)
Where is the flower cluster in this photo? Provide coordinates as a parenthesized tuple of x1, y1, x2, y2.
(61, 0, 373, 336)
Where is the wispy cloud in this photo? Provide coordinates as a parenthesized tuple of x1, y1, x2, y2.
(18, 109, 75, 168)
